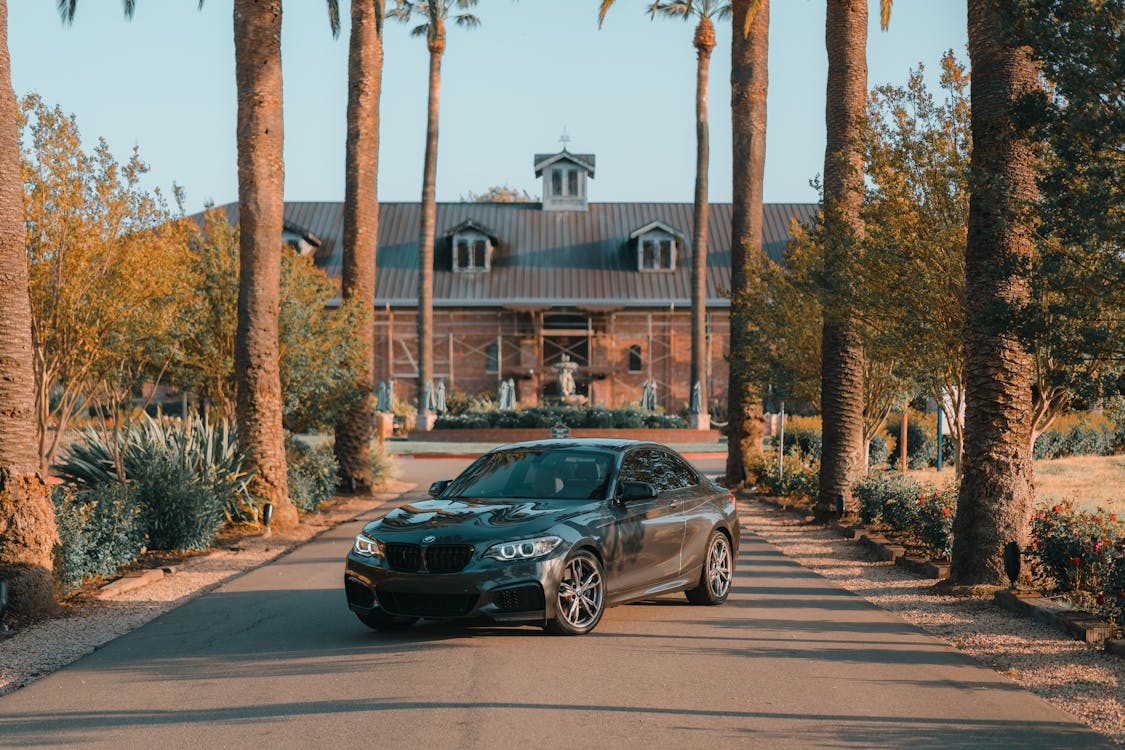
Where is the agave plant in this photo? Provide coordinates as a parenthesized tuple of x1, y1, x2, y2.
(55, 414, 259, 522)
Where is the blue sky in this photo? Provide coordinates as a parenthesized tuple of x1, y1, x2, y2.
(10, 1, 967, 214)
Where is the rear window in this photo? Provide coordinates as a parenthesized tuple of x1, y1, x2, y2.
(443, 448, 616, 500)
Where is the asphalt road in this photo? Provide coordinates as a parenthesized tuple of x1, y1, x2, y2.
(0, 457, 1109, 749)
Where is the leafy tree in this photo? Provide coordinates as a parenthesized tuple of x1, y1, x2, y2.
(1012, 0, 1125, 429)
(0, 1, 56, 619)
(460, 185, 537, 202)
(389, 0, 481, 428)
(725, 0, 769, 485)
(599, 0, 732, 413)
(858, 53, 971, 472)
(19, 95, 190, 474)
(173, 210, 368, 435)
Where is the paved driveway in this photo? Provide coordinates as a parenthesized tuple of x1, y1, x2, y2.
(0, 457, 1108, 748)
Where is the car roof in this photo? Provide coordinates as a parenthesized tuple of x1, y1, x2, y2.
(486, 438, 665, 454)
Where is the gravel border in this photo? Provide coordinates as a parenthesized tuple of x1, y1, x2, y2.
(0, 481, 414, 698)
(740, 497, 1124, 746)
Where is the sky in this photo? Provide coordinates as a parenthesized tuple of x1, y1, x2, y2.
(9, 1, 968, 214)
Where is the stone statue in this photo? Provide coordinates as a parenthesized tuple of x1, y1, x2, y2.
(554, 354, 578, 397)
(690, 380, 702, 414)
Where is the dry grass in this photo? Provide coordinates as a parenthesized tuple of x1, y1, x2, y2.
(908, 454, 1125, 514)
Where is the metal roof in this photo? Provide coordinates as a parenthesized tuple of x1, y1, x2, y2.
(214, 201, 817, 308)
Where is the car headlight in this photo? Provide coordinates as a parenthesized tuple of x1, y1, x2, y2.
(483, 535, 563, 562)
(352, 532, 384, 559)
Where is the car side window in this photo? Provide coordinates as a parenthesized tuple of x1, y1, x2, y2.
(660, 452, 699, 489)
(619, 449, 658, 488)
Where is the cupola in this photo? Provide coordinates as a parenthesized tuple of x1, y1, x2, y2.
(533, 148, 595, 212)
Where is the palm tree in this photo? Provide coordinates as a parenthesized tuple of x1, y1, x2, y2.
(725, 0, 767, 485)
(948, 0, 1040, 587)
(600, 0, 729, 418)
(0, 0, 58, 618)
(232, 0, 297, 528)
(815, 0, 891, 519)
(332, 0, 385, 493)
(389, 0, 480, 429)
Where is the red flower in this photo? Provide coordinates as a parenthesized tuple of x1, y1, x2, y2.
(1096, 594, 1105, 606)
(1071, 556, 1081, 567)
(1051, 505, 1062, 513)
(942, 507, 951, 517)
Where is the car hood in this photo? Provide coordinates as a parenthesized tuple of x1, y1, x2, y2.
(364, 496, 596, 544)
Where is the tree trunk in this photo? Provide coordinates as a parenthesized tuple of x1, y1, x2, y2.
(817, 0, 867, 519)
(949, 0, 1040, 587)
(416, 22, 444, 428)
(233, 0, 295, 529)
(0, 0, 57, 619)
(725, 0, 768, 485)
(334, 0, 384, 493)
(689, 17, 715, 410)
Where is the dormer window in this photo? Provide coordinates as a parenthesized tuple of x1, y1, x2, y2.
(446, 220, 499, 273)
(629, 221, 682, 272)
(455, 235, 490, 271)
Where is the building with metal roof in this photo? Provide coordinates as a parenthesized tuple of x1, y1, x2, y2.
(215, 148, 816, 417)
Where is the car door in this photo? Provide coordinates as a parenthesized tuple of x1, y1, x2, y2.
(603, 448, 685, 597)
(659, 451, 713, 575)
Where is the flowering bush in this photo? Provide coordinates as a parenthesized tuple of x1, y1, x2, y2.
(915, 484, 958, 560)
(1030, 501, 1122, 598)
(853, 472, 932, 530)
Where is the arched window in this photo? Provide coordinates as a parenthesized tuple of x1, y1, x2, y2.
(486, 342, 499, 374)
(627, 344, 643, 373)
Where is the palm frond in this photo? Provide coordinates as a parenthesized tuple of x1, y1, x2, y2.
(650, 1, 694, 21)
(122, 0, 136, 19)
(880, 0, 893, 31)
(741, 0, 761, 39)
(388, 0, 416, 22)
(597, 0, 616, 28)
(326, 0, 341, 37)
(455, 0, 479, 9)
(454, 13, 481, 29)
(410, 22, 431, 36)
(56, 0, 77, 24)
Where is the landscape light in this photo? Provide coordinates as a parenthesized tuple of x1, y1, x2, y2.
(1003, 541, 1021, 590)
(261, 502, 274, 535)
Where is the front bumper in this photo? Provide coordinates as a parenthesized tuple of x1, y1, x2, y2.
(344, 550, 566, 623)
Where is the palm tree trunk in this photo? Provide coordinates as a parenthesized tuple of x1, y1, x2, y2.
(726, 0, 769, 485)
(233, 0, 295, 528)
(416, 23, 444, 430)
(816, 0, 867, 519)
(0, 0, 58, 618)
(690, 18, 715, 412)
(334, 0, 384, 492)
(949, 0, 1040, 587)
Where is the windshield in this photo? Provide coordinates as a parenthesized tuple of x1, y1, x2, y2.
(443, 447, 616, 500)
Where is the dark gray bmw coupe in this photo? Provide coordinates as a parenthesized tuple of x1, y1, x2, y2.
(344, 439, 738, 635)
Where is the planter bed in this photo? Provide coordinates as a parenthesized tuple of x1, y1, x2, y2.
(407, 427, 722, 443)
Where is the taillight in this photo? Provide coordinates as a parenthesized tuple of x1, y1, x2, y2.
(730, 490, 736, 512)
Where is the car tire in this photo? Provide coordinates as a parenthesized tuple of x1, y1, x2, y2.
(685, 530, 733, 606)
(545, 549, 605, 636)
(355, 608, 418, 631)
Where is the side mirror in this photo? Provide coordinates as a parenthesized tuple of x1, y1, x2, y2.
(429, 479, 452, 497)
(618, 481, 658, 502)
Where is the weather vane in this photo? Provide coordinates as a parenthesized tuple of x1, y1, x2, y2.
(559, 126, 571, 149)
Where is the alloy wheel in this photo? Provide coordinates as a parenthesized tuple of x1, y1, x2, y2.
(557, 555, 604, 630)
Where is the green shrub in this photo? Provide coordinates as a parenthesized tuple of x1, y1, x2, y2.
(852, 472, 933, 532)
(747, 450, 819, 502)
(132, 453, 227, 551)
(433, 406, 687, 430)
(766, 425, 822, 460)
(286, 437, 339, 513)
(1030, 501, 1122, 595)
(372, 446, 396, 488)
(885, 416, 955, 469)
(1033, 413, 1117, 460)
(53, 483, 147, 591)
(868, 434, 891, 468)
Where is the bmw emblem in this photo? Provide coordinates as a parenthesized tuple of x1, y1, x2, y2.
(422, 535, 436, 544)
